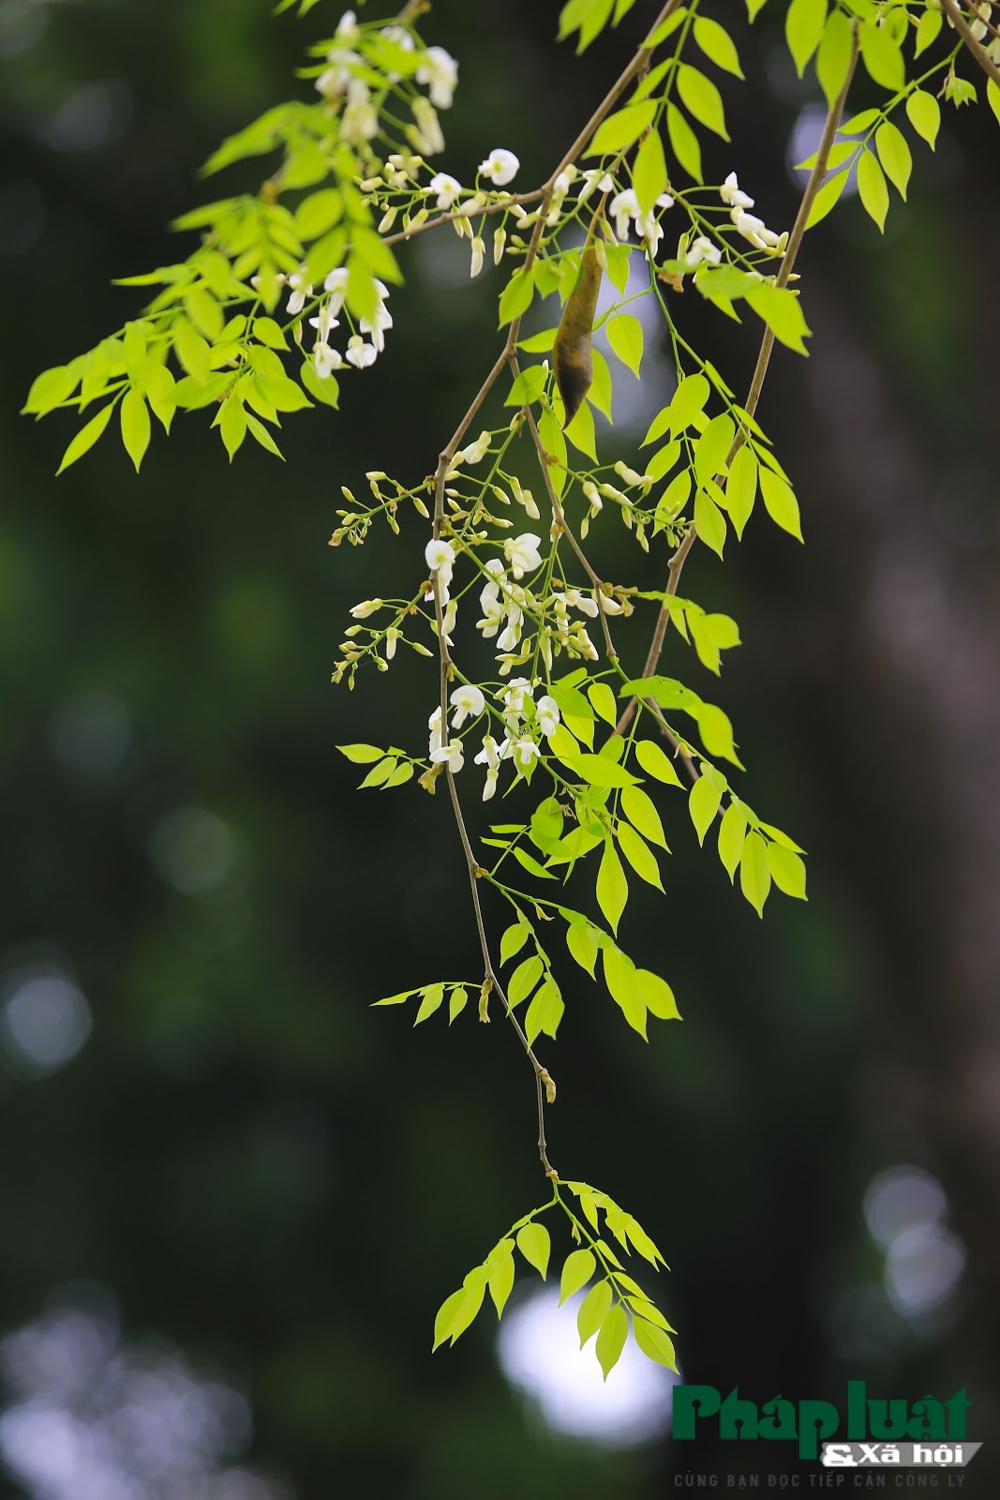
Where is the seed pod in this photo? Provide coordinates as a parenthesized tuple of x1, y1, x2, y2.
(552, 240, 603, 429)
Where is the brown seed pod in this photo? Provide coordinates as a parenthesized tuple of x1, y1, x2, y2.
(552, 238, 603, 429)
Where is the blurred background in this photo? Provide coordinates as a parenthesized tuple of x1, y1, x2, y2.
(1, 0, 999, 1493)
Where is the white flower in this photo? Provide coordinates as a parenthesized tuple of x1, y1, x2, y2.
(336, 10, 360, 42)
(428, 706, 444, 756)
(314, 342, 343, 379)
(482, 768, 499, 800)
(564, 587, 599, 618)
(349, 597, 383, 619)
(479, 148, 520, 186)
(346, 335, 377, 368)
(316, 48, 360, 99)
(512, 737, 540, 773)
(430, 740, 465, 773)
(475, 734, 502, 769)
(731, 208, 768, 250)
(469, 235, 485, 277)
(384, 628, 400, 661)
(501, 677, 532, 723)
(425, 538, 455, 575)
(493, 227, 506, 264)
(536, 695, 560, 738)
(417, 46, 459, 110)
(428, 172, 462, 210)
(578, 169, 614, 204)
(496, 606, 523, 653)
(360, 301, 393, 353)
(309, 302, 340, 343)
(341, 79, 378, 144)
(504, 532, 542, 579)
(457, 430, 491, 466)
(684, 235, 722, 269)
(411, 96, 445, 154)
(450, 684, 485, 728)
(287, 271, 313, 316)
(610, 189, 639, 240)
(720, 171, 754, 209)
(324, 267, 349, 313)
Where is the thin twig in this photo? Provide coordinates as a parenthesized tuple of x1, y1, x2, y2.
(940, 0, 1000, 88)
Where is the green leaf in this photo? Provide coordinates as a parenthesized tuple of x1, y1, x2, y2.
(676, 64, 729, 140)
(816, 8, 853, 105)
(725, 445, 758, 538)
(586, 100, 657, 156)
(587, 682, 618, 726)
(633, 1316, 678, 1369)
(616, 823, 663, 890)
(517, 1222, 551, 1279)
(758, 820, 806, 854)
(578, 1279, 613, 1346)
(173, 316, 210, 382)
(695, 414, 735, 485)
(606, 314, 643, 377)
(906, 89, 941, 150)
(696, 702, 741, 766)
(603, 946, 647, 1036)
(446, 1279, 487, 1345)
(694, 487, 727, 558)
(414, 985, 445, 1025)
(745, 285, 811, 355)
(432, 1288, 466, 1351)
(689, 774, 723, 844)
(506, 364, 548, 407)
(693, 15, 743, 77)
(501, 920, 531, 964)
(717, 802, 747, 881)
(740, 829, 771, 916)
(508, 954, 544, 1007)
(525, 977, 564, 1043)
(760, 467, 804, 541)
(990, 79, 1000, 128)
(669, 373, 711, 431)
(785, 0, 827, 77)
(634, 738, 684, 787)
(875, 121, 911, 200)
(560, 1248, 597, 1304)
(566, 919, 599, 978)
(666, 102, 703, 184)
(337, 743, 386, 763)
(488, 1250, 515, 1317)
(636, 968, 680, 1020)
(359, 756, 398, 789)
(252, 316, 288, 350)
(596, 840, 629, 934)
(914, 7, 942, 56)
(859, 19, 904, 93)
(632, 128, 668, 214)
(448, 986, 469, 1023)
(513, 848, 557, 880)
(595, 1302, 629, 1379)
(767, 841, 807, 899)
(562, 753, 640, 789)
(56, 402, 115, 475)
(120, 388, 151, 472)
(218, 393, 246, 461)
(23, 364, 79, 416)
(620, 785, 668, 848)
(294, 188, 343, 240)
(805, 167, 851, 229)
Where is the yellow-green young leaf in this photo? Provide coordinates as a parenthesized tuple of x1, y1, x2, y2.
(564, 753, 640, 788)
(636, 968, 680, 1020)
(173, 317, 210, 382)
(606, 313, 643, 377)
(990, 79, 1000, 127)
(859, 19, 904, 92)
(693, 15, 743, 77)
(696, 702, 742, 767)
(616, 822, 663, 891)
(656, 470, 692, 532)
(717, 802, 748, 881)
(500, 921, 531, 965)
(633, 1316, 678, 1370)
(785, 0, 827, 77)
(694, 487, 727, 558)
(767, 841, 807, 899)
(816, 8, 853, 105)
(725, 445, 758, 538)
(488, 1252, 515, 1317)
(906, 89, 941, 149)
(666, 102, 703, 184)
(805, 166, 851, 229)
(595, 1302, 629, 1379)
(578, 1279, 613, 1346)
(645, 439, 681, 482)
(620, 785, 668, 849)
(525, 977, 564, 1043)
(338, 743, 385, 763)
(517, 1222, 551, 1279)
(689, 774, 723, 844)
(245, 412, 284, 459)
(218, 394, 246, 461)
(294, 188, 343, 239)
(56, 402, 115, 475)
(588, 682, 618, 726)
(560, 1248, 597, 1304)
(676, 64, 729, 140)
(120, 388, 151, 473)
(587, 100, 656, 156)
(695, 414, 736, 485)
(506, 364, 548, 408)
(740, 830, 771, 916)
(432, 1289, 466, 1350)
(759, 820, 806, 854)
(565, 399, 598, 462)
(508, 954, 543, 1007)
(184, 287, 223, 342)
(669, 373, 711, 431)
(414, 984, 445, 1025)
(589, 346, 614, 421)
(566, 919, 599, 977)
(252, 316, 288, 350)
(632, 128, 667, 214)
(359, 756, 398, 789)
(499, 267, 535, 328)
(745, 285, 811, 355)
(875, 121, 911, 200)
(23, 365, 79, 416)
(383, 762, 413, 789)
(914, 7, 942, 56)
(448, 986, 468, 1023)
(447, 1280, 487, 1345)
(759, 467, 804, 541)
(747, 0, 769, 17)
(634, 738, 683, 787)
(596, 840, 629, 934)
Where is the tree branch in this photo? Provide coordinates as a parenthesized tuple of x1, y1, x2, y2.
(940, 0, 1000, 89)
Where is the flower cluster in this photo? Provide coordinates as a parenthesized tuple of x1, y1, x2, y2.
(609, 187, 675, 255)
(283, 267, 393, 377)
(720, 172, 787, 255)
(426, 677, 563, 800)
